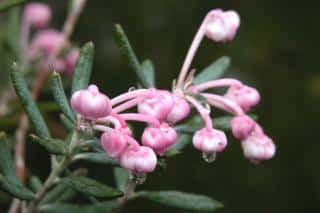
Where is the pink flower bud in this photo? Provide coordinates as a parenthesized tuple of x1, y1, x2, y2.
(225, 85, 260, 112)
(100, 130, 128, 159)
(141, 123, 177, 155)
(29, 29, 64, 57)
(24, 3, 52, 28)
(230, 115, 255, 140)
(138, 89, 174, 121)
(64, 48, 80, 75)
(193, 128, 227, 154)
(166, 94, 191, 124)
(205, 9, 240, 42)
(241, 129, 276, 164)
(120, 145, 157, 174)
(70, 85, 112, 120)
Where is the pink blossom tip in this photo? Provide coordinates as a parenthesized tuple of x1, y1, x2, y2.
(64, 48, 80, 75)
(24, 3, 52, 28)
(120, 145, 157, 174)
(100, 129, 128, 159)
(193, 128, 227, 154)
(141, 123, 177, 155)
(225, 85, 260, 112)
(138, 89, 174, 121)
(166, 94, 191, 124)
(205, 9, 240, 42)
(230, 115, 256, 140)
(241, 127, 276, 163)
(70, 85, 112, 120)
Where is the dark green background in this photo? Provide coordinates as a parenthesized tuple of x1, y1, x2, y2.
(2, 0, 320, 212)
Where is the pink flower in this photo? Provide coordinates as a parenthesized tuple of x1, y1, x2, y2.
(71, 85, 112, 120)
(230, 115, 255, 140)
(100, 129, 128, 159)
(166, 94, 191, 124)
(29, 29, 64, 57)
(138, 89, 174, 121)
(24, 3, 52, 28)
(193, 128, 227, 154)
(120, 145, 157, 174)
(241, 126, 276, 163)
(64, 48, 80, 75)
(141, 123, 177, 155)
(224, 85, 260, 112)
(205, 9, 240, 42)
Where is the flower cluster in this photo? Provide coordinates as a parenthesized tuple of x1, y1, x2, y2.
(22, 3, 79, 75)
(70, 9, 275, 178)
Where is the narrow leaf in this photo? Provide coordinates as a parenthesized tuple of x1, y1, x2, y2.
(0, 132, 35, 200)
(194, 56, 231, 84)
(114, 24, 152, 88)
(60, 114, 74, 132)
(10, 63, 50, 138)
(0, 175, 35, 200)
(73, 153, 118, 165)
(141, 59, 155, 87)
(50, 72, 75, 121)
(41, 181, 76, 204)
(138, 190, 223, 211)
(62, 176, 123, 198)
(29, 134, 67, 155)
(71, 42, 95, 94)
(40, 201, 120, 213)
(30, 176, 43, 193)
(0, 0, 26, 12)
(113, 167, 128, 191)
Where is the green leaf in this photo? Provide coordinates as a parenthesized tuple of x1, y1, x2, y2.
(113, 167, 128, 191)
(165, 134, 191, 157)
(193, 56, 231, 84)
(137, 190, 223, 211)
(71, 42, 95, 94)
(73, 153, 118, 165)
(41, 181, 76, 204)
(40, 201, 120, 213)
(0, 0, 26, 12)
(29, 176, 43, 193)
(0, 175, 35, 200)
(51, 72, 75, 121)
(10, 63, 50, 139)
(60, 114, 74, 132)
(114, 24, 152, 88)
(0, 132, 35, 200)
(29, 134, 67, 155)
(62, 176, 123, 198)
(141, 59, 155, 88)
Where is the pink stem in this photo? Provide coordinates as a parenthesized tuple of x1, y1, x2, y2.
(176, 15, 209, 88)
(112, 97, 142, 113)
(201, 93, 244, 115)
(186, 96, 213, 130)
(189, 78, 243, 93)
(93, 125, 112, 132)
(96, 116, 122, 129)
(119, 113, 160, 127)
(111, 89, 149, 106)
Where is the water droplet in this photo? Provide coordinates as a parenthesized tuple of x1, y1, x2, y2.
(202, 152, 216, 163)
(130, 173, 147, 185)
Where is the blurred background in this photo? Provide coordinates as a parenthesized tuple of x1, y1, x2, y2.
(1, 0, 320, 212)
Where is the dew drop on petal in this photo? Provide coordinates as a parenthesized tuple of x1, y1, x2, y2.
(202, 152, 216, 163)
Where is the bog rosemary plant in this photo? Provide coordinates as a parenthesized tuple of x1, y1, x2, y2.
(0, 1, 276, 212)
